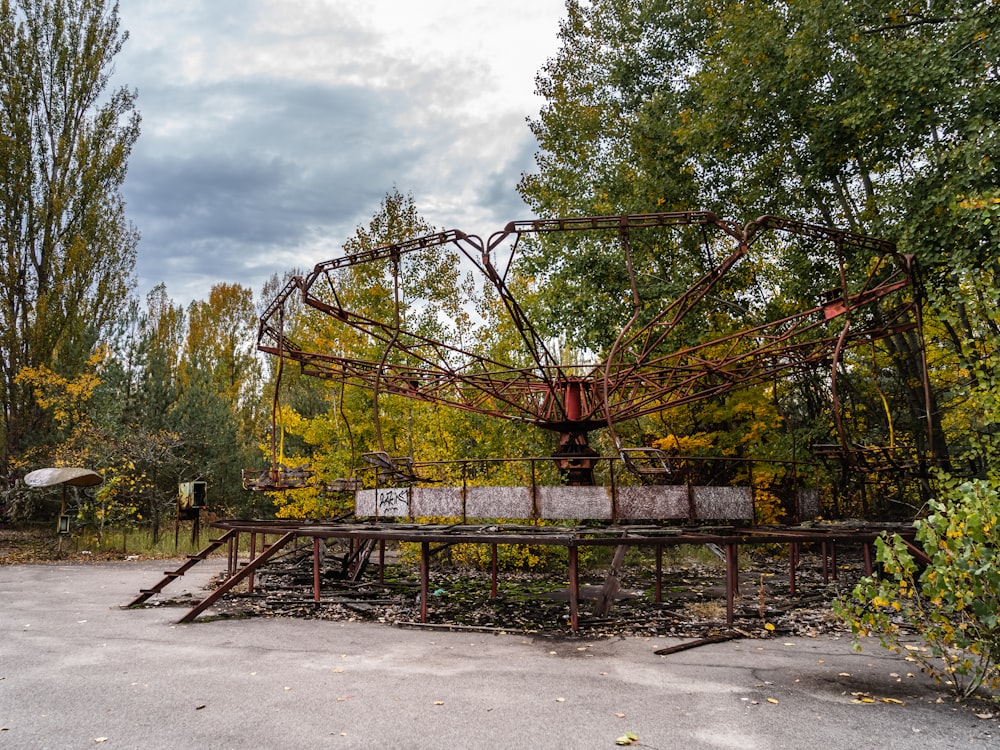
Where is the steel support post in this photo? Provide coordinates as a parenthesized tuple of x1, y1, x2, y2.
(491, 544, 498, 599)
(248, 533, 257, 593)
(568, 545, 579, 632)
(420, 541, 430, 623)
(821, 541, 829, 585)
(725, 543, 738, 626)
(789, 542, 798, 596)
(655, 545, 663, 603)
(313, 537, 321, 602)
(379, 540, 385, 585)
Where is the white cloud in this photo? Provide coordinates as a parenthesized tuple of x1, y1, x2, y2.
(115, 0, 566, 306)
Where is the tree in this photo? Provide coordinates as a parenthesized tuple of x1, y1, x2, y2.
(266, 189, 555, 519)
(0, 0, 139, 474)
(520, 0, 998, 478)
(174, 283, 262, 515)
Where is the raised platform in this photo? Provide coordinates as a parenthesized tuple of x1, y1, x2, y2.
(130, 518, 916, 632)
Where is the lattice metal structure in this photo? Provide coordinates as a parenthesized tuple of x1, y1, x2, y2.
(253, 212, 932, 487)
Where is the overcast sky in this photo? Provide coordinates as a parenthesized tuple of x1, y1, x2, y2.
(114, 0, 567, 306)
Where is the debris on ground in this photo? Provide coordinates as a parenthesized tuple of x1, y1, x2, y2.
(199, 543, 865, 639)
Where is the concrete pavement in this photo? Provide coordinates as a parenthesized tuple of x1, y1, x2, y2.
(1, 559, 996, 749)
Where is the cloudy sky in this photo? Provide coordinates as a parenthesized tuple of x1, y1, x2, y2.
(113, 0, 567, 306)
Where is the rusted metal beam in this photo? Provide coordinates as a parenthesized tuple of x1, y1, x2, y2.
(177, 532, 295, 624)
(252, 212, 931, 489)
(725, 543, 739, 626)
(654, 631, 742, 656)
(125, 530, 239, 608)
(313, 537, 321, 602)
(420, 541, 430, 623)
(568, 545, 580, 632)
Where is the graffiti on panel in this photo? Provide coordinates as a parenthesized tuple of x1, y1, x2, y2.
(375, 487, 409, 517)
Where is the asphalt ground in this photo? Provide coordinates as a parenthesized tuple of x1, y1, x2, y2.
(1, 559, 997, 749)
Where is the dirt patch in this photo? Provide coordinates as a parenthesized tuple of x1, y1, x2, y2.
(0, 527, 148, 564)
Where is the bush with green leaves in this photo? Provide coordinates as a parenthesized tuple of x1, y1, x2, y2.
(836, 478, 1000, 700)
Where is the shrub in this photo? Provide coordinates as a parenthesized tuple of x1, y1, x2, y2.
(835, 478, 1000, 700)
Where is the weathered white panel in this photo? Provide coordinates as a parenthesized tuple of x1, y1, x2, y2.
(796, 488, 820, 520)
(355, 488, 410, 519)
(361, 484, 753, 521)
(411, 487, 463, 518)
(616, 485, 690, 520)
(355, 489, 375, 516)
(692, 486, 753, 520)
(538, 486, 612, 519)
(465, 486, 533, 519)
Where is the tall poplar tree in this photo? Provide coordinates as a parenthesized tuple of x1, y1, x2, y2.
(0, 0, 139, 473)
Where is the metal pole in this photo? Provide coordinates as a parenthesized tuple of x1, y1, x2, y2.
(420, 542, 430, 623)
(248, 533, 257, 593)
(821, 541, 829, 585)
(655, 545, 663, 603)
(491, 544, 498, 599)
(568, 545, 579, 632)
(313, 538, 321, 602)
(725, 543, 737, 626)
(789, 542, 798, 596)
(379, 540, 386, 585)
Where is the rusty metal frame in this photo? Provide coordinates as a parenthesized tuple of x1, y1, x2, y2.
(253, 212, 930, 481)
(141, 519, 916, 632)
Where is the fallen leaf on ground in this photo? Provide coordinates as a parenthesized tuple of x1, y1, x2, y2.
(767, 698, 779, 704)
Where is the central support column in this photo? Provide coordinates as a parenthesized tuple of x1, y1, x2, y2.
(548, 379, 600, 486)
(552, 431, 600, 486)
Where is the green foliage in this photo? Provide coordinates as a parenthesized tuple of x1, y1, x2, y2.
(0, 0, 140, 472)
(268, 189, 561, 521)
(521, 0, 1000, 474)
(836, 477, 1000, 700)
(174, 283, 262, 516)
(9, 344, 184, 534)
